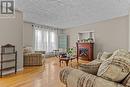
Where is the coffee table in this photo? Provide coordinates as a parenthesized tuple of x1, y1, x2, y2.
(59, 57, 75, 66)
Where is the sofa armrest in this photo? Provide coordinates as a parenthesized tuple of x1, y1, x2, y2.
(23, 53, 43, 66)
(60, 68, 124, 87)
(79, 59, 102, 75)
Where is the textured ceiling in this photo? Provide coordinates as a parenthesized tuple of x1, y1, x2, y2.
(16, 0, 130, 28)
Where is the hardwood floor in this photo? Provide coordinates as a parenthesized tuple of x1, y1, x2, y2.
(0, 57, 88, 87)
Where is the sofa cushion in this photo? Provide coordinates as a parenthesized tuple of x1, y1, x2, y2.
(95, 76, 125, 87)
(100, 52, 112, 61)
(97, 49, 130, 82)
(67, 69, 96, 87)
(79, 59, 102, 75)
(111, 49, 129, 58)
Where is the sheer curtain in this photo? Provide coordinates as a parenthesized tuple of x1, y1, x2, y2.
(33, 24, 59, 53)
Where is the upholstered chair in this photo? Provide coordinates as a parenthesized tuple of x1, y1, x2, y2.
(23, 47, 45, 66)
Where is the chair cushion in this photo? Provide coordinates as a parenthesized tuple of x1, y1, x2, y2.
(97, 49, 130, 82)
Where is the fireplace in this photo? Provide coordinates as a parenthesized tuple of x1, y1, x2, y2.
(76, 42, 94, 61)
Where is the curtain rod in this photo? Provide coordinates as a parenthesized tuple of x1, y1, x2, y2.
(32, 23, 63, 30)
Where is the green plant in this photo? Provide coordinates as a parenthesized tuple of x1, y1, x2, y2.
(67, 48, 74, 56)
(87, 38, 93, 41)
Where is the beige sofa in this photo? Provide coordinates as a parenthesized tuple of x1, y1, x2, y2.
(23, 47, 45, 66)
(60, 49, 130, 87)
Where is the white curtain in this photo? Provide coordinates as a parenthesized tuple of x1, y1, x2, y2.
(33, 24, 60, 53)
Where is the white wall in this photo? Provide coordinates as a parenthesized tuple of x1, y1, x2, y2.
(64, 16, 129, 58)
(23, 22, 33, 47)
(0, 10, 23, 69)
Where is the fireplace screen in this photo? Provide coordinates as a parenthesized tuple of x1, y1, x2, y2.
(79, 48, 88, 57)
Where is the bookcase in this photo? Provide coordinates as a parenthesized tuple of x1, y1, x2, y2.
(0, 44, 17, 77)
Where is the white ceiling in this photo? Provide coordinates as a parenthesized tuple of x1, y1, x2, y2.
(16, 0, 130, 28)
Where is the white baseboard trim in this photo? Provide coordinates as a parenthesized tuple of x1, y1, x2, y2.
(17, 68, 24, 71)
(2, 67, 24, 75)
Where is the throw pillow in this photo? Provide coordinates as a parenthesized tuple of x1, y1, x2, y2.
(97, 55, 130, 82)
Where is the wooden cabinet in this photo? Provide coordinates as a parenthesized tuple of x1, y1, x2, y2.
(76, 42, 94, 61)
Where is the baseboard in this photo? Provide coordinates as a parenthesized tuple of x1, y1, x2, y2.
(17, 68, 24, 71)
(2, 67, 24, 75)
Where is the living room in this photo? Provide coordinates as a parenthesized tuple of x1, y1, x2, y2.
(0, 0, 130, 87)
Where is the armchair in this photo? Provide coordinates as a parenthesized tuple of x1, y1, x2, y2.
(23, 47, 45, 66)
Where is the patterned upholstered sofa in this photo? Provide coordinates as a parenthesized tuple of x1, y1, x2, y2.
(23, 47, 45, 66)
(60, 49, 130, 87)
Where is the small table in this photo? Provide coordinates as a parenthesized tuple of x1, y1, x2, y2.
(59, 57, 75, 66)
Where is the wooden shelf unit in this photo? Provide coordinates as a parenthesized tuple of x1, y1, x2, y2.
(0, 44, 17, 77)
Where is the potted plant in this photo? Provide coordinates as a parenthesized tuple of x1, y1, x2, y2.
(67, 48, 74, 57)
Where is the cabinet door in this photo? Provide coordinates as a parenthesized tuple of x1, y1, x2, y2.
(58, 34, 68, 49)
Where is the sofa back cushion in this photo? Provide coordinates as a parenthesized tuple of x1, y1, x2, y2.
(23, 47, 33, 54)
(111, 49, 129, 57)
(100, 52, 112, 61)
(96, 52, 103, 60)
(97, 49, 130, 82)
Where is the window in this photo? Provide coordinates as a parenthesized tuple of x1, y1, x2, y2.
(35, 29, 42, 50)
(34, 27, 58, 53)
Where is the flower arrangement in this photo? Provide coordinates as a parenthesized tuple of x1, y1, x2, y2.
(79, 38, 94, 43)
